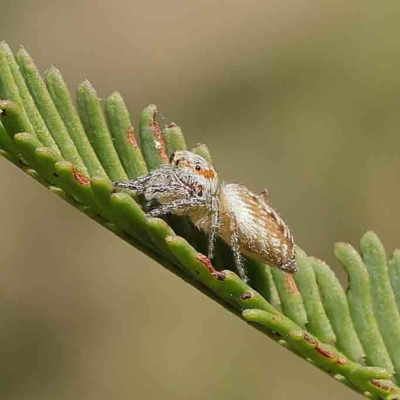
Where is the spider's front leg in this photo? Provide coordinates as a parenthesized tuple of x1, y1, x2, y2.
(113, 174, 151, 194)
(146, 197, 206, 218)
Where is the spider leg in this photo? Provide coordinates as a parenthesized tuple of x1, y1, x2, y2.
(207, 196, 220, 261)
(146, 198, 205, 217)
(258, 188, 270, 204)
(279, 257, 298, 273)
(228, 212, 248, 282)
(113, 175, 150, 194)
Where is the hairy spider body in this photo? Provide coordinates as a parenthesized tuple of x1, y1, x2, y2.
(114, 151, 297, 282)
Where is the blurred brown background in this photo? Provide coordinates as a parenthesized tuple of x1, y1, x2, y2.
(1, 1, 400, 399)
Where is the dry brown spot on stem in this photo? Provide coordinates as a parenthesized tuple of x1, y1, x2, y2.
(304, 333, 317, 346)
(127, 126, 138, 147)
(337, 357, 347, 365)
(151, 110, 168, 161)
(286, 273, 300, 295)
(371, 379, 394, 393)
(73, 167, 90, 186)
(197, 254, 225, 280)
(304, 333, 336, 360)
(315, 346, 335, 359)
(240, 292, 253, 300)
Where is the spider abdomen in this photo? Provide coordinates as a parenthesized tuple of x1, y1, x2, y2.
(219, 183, 297, 272)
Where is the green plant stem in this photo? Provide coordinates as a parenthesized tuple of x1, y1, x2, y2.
(2, 41, 400, 399)
(0, 100, 33, 143)
(13, 132, 57, 183)
(243, 309, 398, 399)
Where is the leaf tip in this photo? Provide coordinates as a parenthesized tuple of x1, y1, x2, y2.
(16, 45, 30, 58)
(78, 79, 96, 94)
(46, 65, 61, 76)
(144, 104, 157, 112)
(108, 91, 122, 101)
(0, 41, 11, 52)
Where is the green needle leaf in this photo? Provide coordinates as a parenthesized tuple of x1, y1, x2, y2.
(389, 250, 400, 313)
(162, 122, 187, 157)
(53, 160, 101, 213)
(13, 132, 58, 183)
(294, 250, 336, 344)
(246, 259, 281, 309)
(16, 47, 86, 172)
(191, 143, 213, 164)
(312, 257, 365, 362)
(335, 242, 394, 373)
(77, 80, 127, 181)
(105, 92, 148, 179)
(139, 104, 169, 170)
(0, 120, 19, 158)
(0, 44, 35, 138)
(360, 232, 400, 383)
(46, 66, 106, 178)
(0, 100, 34, 141)
(271, 266, 308, 329)
(1, 43, 58, 151)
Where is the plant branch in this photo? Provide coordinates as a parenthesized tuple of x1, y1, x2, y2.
(1, 41, 400, 399)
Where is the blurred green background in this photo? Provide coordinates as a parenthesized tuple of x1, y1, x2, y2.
(1, 1, 400, 399)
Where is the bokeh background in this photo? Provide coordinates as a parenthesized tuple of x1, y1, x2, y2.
(1, 1, 400, 399)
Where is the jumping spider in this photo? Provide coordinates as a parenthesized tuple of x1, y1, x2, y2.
(114, 150, 297, 282)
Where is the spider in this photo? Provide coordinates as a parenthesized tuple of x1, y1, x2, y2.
(113, 150, 297, 282)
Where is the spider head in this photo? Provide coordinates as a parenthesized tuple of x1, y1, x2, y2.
(169, 150, 218, 198)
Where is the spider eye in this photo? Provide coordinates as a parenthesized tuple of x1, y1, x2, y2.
(195, 164, 201, 171)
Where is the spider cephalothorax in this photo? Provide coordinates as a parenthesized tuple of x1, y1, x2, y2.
(114, 150, 297, 282)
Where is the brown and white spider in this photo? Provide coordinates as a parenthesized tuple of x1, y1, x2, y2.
(113, 150, 297, 282)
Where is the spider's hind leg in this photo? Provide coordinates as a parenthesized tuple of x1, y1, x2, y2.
(207, 197, 220, 262)
(258, 188, 270, 205)
(228, 212, 248, 283)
